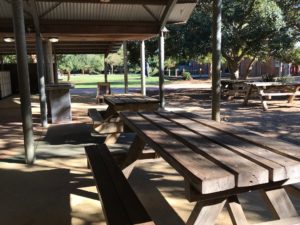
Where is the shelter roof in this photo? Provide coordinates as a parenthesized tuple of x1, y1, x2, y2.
(0, 0, 197, 54)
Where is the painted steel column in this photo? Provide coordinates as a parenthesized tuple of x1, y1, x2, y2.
(140, 40, 146, 96)
(35, 29, 48, 127)
(43, 41, 54, 84)
(211, 0, 222, 122)
(11, 0, 35, 164)
(123, 41, 128, 93)
(159, 31, 165, 109)
(104, 53, 108, 83)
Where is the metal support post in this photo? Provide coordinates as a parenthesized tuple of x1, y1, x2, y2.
(159, 31, 165, 109)
(11, 0, 35, 164)
(140, 40, 146, 96)
(212, 0, 222, 122)
(123, 41, 128, 93)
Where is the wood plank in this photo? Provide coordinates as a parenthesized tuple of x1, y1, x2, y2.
(254, 216, 300, 225)
(186, 198, 227, 225)
(141, 112, 269, 187)
(160, 112, 300, 182)
(260, 188, 298, 219)
(85, 145, 133, 224)
(85, 145, 154, 225)
(227, 195, 249, 225)
(177, 112, 300, 163)
(120, 112, 235, 194)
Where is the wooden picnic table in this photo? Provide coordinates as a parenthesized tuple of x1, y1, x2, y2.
(119, 111, 300, 225)
(104, 94, 160, 117)
(92, 94, 160, 143)
(243, 82, 300, 110)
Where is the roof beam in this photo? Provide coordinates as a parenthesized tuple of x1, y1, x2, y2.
(159, 0, 178, 31)
(0, 19, 159, 34)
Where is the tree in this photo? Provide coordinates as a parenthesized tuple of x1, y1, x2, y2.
(221, 0, 292, 79)
(106, 48, 123, 73)
(58, 55, 75, 81)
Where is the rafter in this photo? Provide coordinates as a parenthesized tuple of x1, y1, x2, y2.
(142, 5, 159, 22)
(159, 0, 178, 31)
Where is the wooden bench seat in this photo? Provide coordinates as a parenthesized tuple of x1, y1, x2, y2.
(85, 144, 155, 225)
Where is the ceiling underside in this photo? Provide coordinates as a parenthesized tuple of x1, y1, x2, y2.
(0, 0, 197, 54)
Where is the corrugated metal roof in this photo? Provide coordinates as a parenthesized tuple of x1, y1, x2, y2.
(168, 3, 196, 23)
(37, 2, 162, 21)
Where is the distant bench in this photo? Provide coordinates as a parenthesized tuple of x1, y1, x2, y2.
(243, 82, 300, 110)
(85, 144, 155, 225)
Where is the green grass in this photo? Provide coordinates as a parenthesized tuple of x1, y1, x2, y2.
(60, 74, 165, 89)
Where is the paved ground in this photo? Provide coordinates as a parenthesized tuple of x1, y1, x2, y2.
(1, 80, 300, 225)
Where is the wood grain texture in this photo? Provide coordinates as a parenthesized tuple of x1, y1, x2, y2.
(254, 216, 300, 225)
(227, 196, 249, 225)
(142, 112, 269, 187)
(186, 199, 227, 225)
(120, 112, 235, 194)
(160, 112, 300, 182)
(260, 188, 298, 219)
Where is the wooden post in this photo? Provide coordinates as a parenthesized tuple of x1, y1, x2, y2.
(43, 41, 54, 84)
(211, 0, 222, 122)
(53, 52, 58, 84)
(123, 41, 128, 93)
(140, 40, 146, 96)
(104, 53, 108, 83)
(11, 0, 35, 164)
(159, 31, 165, 109)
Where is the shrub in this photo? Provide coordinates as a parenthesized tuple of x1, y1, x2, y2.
(182, 71, 193, 80)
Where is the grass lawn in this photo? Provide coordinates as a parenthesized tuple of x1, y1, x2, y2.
(60, 74, 166, 89)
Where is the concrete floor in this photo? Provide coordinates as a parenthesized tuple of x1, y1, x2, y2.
(1, 84, 300, 225)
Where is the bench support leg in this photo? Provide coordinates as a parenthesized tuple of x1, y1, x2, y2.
(105, 133, 121, 144)
(288, 86, 300, 103)
(243, 86, 253, 106)
(187, 198, 227, 225)
(227, 195, 249, 225)
(260, 187, 298, 219)
(122, 136, 146, 169)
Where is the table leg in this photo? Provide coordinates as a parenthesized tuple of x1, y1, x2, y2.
(121, 136, 146, 178)
(243, 86, 253, 106)
(186, 198, 227, 225)
(227, 195, 249, 225)
(288, 86, 300, 103)
(260, 187, 298, 219)
(104, 133, 121, 144)
(258, 89, 268, 111)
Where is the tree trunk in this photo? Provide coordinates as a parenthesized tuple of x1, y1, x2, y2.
(111, 65, 114, 74)
(67, 71, 71, 81)
(208, 63, 212, 79)
(227, 59, 240, 80)
(241, 57, 256, 80)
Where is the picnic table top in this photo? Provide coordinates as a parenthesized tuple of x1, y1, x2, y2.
(120, 111, 300, 198)
(246, 81, 300, 87)
(104, 94, 160, 106)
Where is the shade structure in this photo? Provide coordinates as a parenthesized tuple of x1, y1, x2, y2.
(0, 0, 197, 54)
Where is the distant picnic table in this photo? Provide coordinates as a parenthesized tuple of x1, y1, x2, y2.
(243, 82, 300, 110)
(118, 111, 300, 225)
